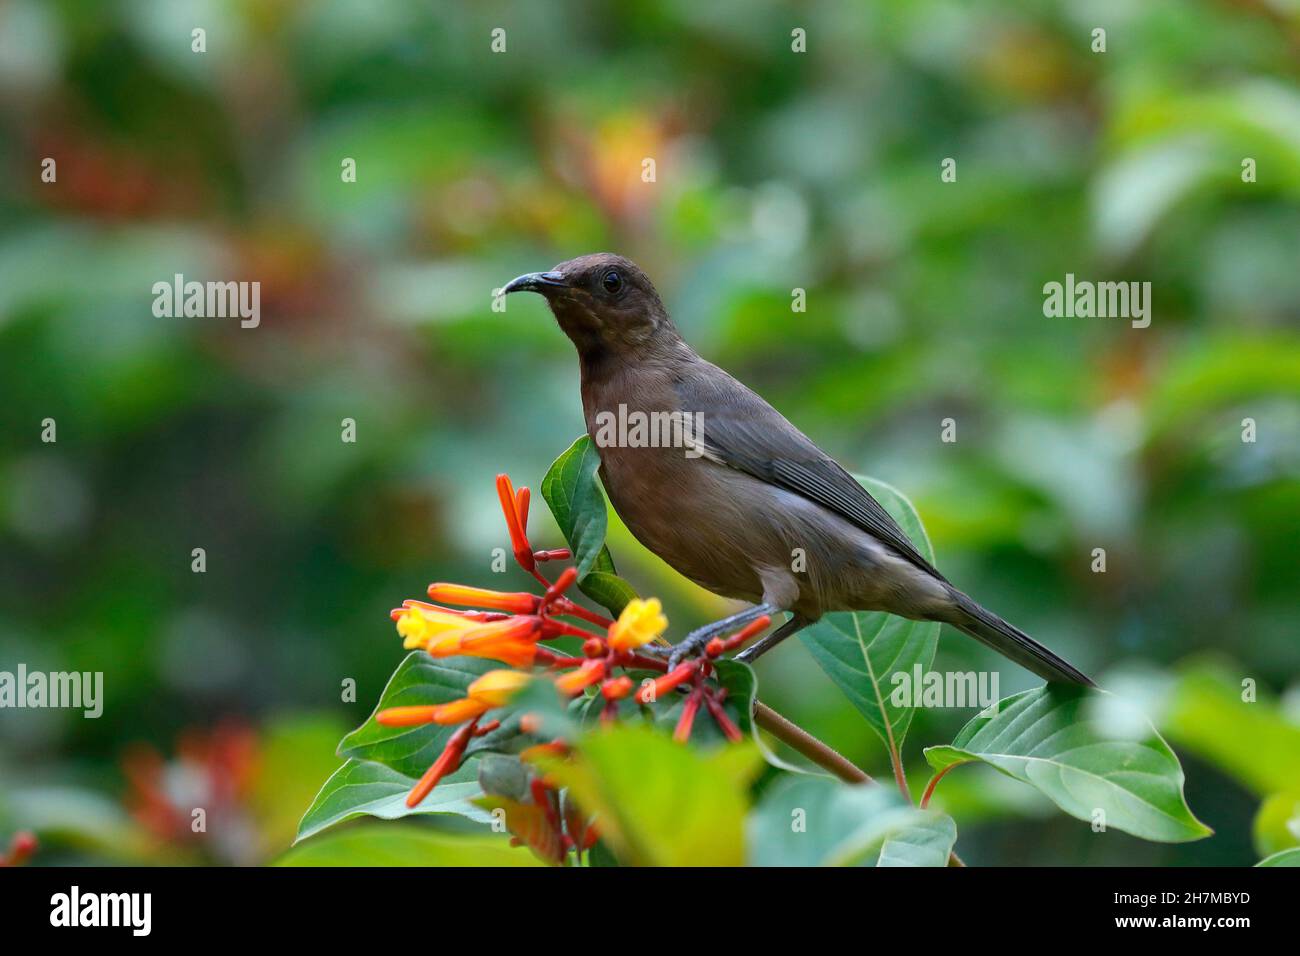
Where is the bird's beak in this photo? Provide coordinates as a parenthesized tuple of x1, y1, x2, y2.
(503, 271, 568, 295)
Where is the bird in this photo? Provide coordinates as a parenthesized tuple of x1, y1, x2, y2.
(503, 253, 1093, 686)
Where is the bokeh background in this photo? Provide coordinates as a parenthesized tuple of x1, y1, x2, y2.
(1, 0, 1298, 866)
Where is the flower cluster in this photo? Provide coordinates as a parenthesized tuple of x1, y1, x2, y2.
(378, 474, 771, 813)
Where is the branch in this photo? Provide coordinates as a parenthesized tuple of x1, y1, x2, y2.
(753, 701, 873, 784)
(752, 700, 966, 867)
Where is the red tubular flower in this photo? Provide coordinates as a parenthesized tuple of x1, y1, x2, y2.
(459, 616, 544, 649)
(674, 688, 704, 742)
(551, 595, 615, 629)
(601, 675, 634, 700)
(554, 659, 607, 696)
(542, 567, 578, 606)
(376, 705, 441, 727)
(496, 474, 535, 572)
(407, 720, 476, 808)
(635, 662, 697, 704)
(379, 671, 529, 730)
(426, 584, 541, 615)
(706, 614, 772, 657)
(377, 699, 487, 726)
(516, 486, 530, 529)
(533, 548, 572, 562)
(705, 692, 744, 742)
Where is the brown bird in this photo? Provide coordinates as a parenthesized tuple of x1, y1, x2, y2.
(504, 253, 1093, 685)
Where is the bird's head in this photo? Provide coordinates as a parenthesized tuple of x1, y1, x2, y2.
(503, 253, 676, 361)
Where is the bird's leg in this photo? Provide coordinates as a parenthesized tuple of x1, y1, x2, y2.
(734, 613, 810, 664)
(663, 602, 781, 672)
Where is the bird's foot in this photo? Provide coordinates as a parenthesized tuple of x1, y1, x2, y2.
(663, 630, 715, 673)
(662, 603, 780, 672)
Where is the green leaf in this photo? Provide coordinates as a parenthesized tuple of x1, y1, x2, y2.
(876, 811, 959, 867)
(798, 476, 940, 749)
(924, 685, 1212, 843)
(541, 435, 637, 615)
(1256, 848, 1300, 867)
(533, 723, 761, 866)
(1252, 791, 1300, 858)
(574, 570, 638, 619)
(295, 758, 490, 843)
(278, 823, 542, 866)
(338, 651, 527, 779)
(747, 776, 943, 866)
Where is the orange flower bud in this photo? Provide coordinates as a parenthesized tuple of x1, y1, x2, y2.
(544, 567, 578, 602)
(708, 615, 772, 656)
(459, 616, 542, 649)
(674, 689, 703, 742)
(705, 693, 743, 742)
(406, 721, 475, 808)
(554, 659, 606, 696)
(515, 486, 530, 529)
(427, 583, 540, 615)
(466, 669, 531, 707)
(601, 675, 634, 701)
(429, 697, 491, 725)
(458, 639, 538, 668)
(635, 661, 697, 704)
(376, 705, 440, 727)
(496, 474, 535, 571)
(533, 548, 572, 562)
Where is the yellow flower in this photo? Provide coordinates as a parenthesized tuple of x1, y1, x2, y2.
(607, 597, 668, 650)
(396, 606, 476, 650)
(467, 669, 532, 707)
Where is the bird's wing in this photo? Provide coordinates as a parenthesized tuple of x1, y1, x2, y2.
(675, 366, 947, 583)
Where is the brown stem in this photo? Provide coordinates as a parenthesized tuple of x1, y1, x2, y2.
(753, 700, 967, 868)
(884, 727, 911, 803)
(753, 701, 873, 784)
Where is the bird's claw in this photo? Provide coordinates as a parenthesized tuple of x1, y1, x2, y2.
(664, 630, 715, 673)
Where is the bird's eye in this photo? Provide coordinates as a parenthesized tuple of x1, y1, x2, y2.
(602, 270, 623, 294)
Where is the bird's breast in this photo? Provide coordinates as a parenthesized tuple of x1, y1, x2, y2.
(594, 439, 769, 603)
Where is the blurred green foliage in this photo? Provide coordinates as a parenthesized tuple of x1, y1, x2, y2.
(0, 1, 1297, 865)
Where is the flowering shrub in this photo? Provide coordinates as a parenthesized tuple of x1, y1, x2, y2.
(379, 473, 772, 811)
(297, 437, 1211, 866)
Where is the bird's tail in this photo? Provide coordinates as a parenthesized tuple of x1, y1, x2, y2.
(942, 588, 1094, 687)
